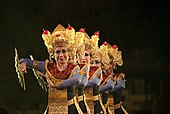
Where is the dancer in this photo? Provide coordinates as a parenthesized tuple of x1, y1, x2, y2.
(17, 24, 83, 114)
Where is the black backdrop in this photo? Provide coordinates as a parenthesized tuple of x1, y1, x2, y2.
(0, 0, 170, 113)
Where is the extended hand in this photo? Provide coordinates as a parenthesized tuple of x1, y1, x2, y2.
(18, 63, 27, 74)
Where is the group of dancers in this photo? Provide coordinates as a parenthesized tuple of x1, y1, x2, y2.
(16, 24, 128, 114)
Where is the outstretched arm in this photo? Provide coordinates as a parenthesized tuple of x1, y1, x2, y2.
(99, 78, 114, 92)
(86, 75, 101, 88)
(76, 75, 88, 88)
(58, 66, 82, 89)
(110, 79, 125, 92)
(19, 58, 46, 73)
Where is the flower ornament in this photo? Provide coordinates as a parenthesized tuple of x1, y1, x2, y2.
(94, 31, 99, 36)
(79, 28, 85, 33)
(103, 41, 108, 46)
(112, 44, 118, 49)
(56, 34, 60, 37)
(67, 24, 73, 30)
(43, 30, 50, 35)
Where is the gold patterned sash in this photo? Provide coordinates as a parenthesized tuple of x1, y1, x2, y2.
(48, 87, 67, 114)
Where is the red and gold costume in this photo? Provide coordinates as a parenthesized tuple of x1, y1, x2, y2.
(46, 61, 82, 114)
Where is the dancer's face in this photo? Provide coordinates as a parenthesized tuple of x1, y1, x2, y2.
(77, 51, 90, 64)
(90, 59, 101, 67)
(54, 47, 68, 65)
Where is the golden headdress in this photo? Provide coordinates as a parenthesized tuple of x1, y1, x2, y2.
(91, 31, 100, 50)
(74, 28, 85, 47)
(67, 27, 85, 63)
(97, 41, 123, 70)
(89, 31, 101, 60)
(75, 28, 86, 57)
(90, 49, 102, 62)
(108, 44, 123, 67)
(98, 42, 111, 70)
(42, 24, 76, 56)
(85, 31, 100, 52)
(65, 24, 75, 44)
(84, 33, 93, 52)
(76, 31, 100, 58)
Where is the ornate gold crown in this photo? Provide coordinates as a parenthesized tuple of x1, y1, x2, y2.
(66, 28, 85, 61)
(42, 24, 80, 58)
(98, 42, 111, 70)
(108, 44, 123, 66)
(42, 24, 75, 49)
(88, 31, 101, 61)
(98, 41, 123, 69)
(76, 31, 100, 58)
(42, 24, 87, 62)
(85, 31, 99, 52)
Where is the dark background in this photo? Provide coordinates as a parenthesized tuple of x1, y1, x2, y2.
(0, 0, 170, 114)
